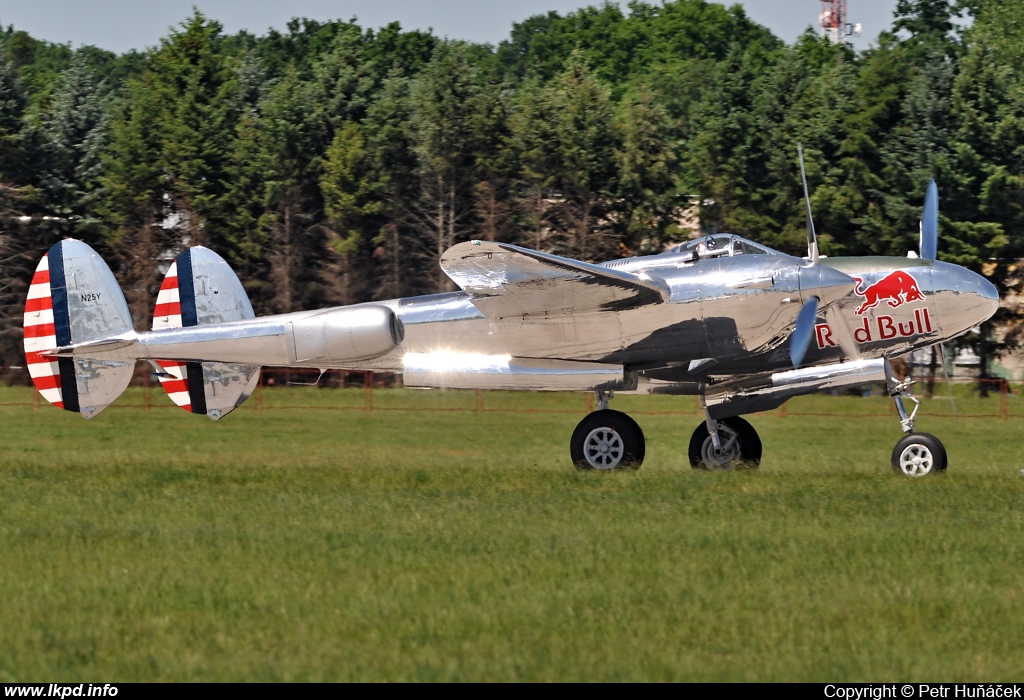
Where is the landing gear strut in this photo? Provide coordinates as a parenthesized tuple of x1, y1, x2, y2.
(688, 416, 762, 470)
(885, 358, 947, 476)
(686, 395, 763, 470)
(570, 390, 646, 470)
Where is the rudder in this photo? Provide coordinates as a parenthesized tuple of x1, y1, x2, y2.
(23, 239, 135, 418)
(152, 247, 260, 420)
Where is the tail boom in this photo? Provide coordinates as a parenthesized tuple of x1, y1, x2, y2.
(53, 305, 402, 368)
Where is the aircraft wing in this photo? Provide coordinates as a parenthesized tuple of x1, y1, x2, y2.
(440, 241, 670, 319)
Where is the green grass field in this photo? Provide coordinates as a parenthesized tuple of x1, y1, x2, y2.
(2, 384, 1024, 681)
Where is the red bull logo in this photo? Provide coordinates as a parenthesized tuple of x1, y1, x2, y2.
(814, 269, 935, 350)
(853, 271, 925, 315)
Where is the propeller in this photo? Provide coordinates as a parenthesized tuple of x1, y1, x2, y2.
(790, 296, 820, 368)
(920, 180, 953, 413)
(920, 179, 938, 260)
(824, 303, 860, 360)
(798, 143, 819, 263)
(793, 143, 820, 368)
(791, 144, 846, 367)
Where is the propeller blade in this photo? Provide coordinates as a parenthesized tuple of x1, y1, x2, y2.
(938, 342, 957, 418)
(790, 296, 820, 368)
(824, 303, 860, 360)
(798, 143, 819, 263)
(920, 179, 938, 260)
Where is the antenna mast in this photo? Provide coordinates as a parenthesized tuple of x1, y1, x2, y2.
(819, 0, 861, 45)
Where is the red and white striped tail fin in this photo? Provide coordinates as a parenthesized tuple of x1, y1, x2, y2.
(153, 260, 182, 330)
(151, 260, 193, 411)
(151, 247, 260, 420)
(24, 254, 64, 408)
(156, 360, 193, 411)
(23, 240, 135, 418)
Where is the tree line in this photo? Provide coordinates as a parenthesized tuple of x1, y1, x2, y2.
(1, 0, 1022, 369)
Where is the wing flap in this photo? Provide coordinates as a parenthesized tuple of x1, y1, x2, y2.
(440, 241, 669, 319)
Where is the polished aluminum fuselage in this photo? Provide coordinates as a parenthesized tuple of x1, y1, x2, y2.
(365, 252, 998, 382)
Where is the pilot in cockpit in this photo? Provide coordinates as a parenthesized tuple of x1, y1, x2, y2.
(672, 234, 772, 261)
(694, 235, 735, 259)
(694, 237, 716, 258)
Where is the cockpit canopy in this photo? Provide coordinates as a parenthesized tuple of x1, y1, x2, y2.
(668, 234, 780, 261)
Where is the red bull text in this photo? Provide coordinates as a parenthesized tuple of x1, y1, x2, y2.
(815, 308, 934, 349)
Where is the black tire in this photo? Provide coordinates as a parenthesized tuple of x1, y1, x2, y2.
(891, 432, 947, 476)
(570, 409, 645, 471)
(688, 416, 762, 470)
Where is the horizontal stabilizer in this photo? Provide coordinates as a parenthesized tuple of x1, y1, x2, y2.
(23, 240, 134, 418)
(440, 241, 669, 319)
(152, 247, 260, 419)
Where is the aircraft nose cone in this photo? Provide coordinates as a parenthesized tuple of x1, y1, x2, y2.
(799, 264, 855, 309)
(977, 274, 999, 320)
(930, 261, 1000, 334)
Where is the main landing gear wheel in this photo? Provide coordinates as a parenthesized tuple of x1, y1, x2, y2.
(891, 433, 947, 477)
(570, 409, 645, 471)
(688, 416, 762, 470)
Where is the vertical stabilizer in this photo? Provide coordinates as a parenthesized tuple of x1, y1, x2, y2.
(23, 240, 135, 418)
(152, 247, 261, 419)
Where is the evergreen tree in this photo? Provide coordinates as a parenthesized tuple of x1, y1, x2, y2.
(406, 42, 482, 292)
(310, 24, 377, 131)
(893, 0, 963, 58)
(468, 76, 515, 244)
(0, 55, 28, 184)
(320, 120, 381, 304)
(39, 52, 108, 235)
(509, 78, 560, 251)
(363, 72, 418, 299)
(615, 85, 679, 252)
(547, 51, 619, 261)
(254, 66, 324, 312)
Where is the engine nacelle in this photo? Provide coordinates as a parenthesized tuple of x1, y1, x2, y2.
(289, 305, 403, 364)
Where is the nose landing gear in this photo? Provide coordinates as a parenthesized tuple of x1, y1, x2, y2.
(885, 358, 948, 476)
(892, 432, 947, 476)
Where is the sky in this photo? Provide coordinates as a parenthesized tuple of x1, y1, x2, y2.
(0, 0, 905, 54)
